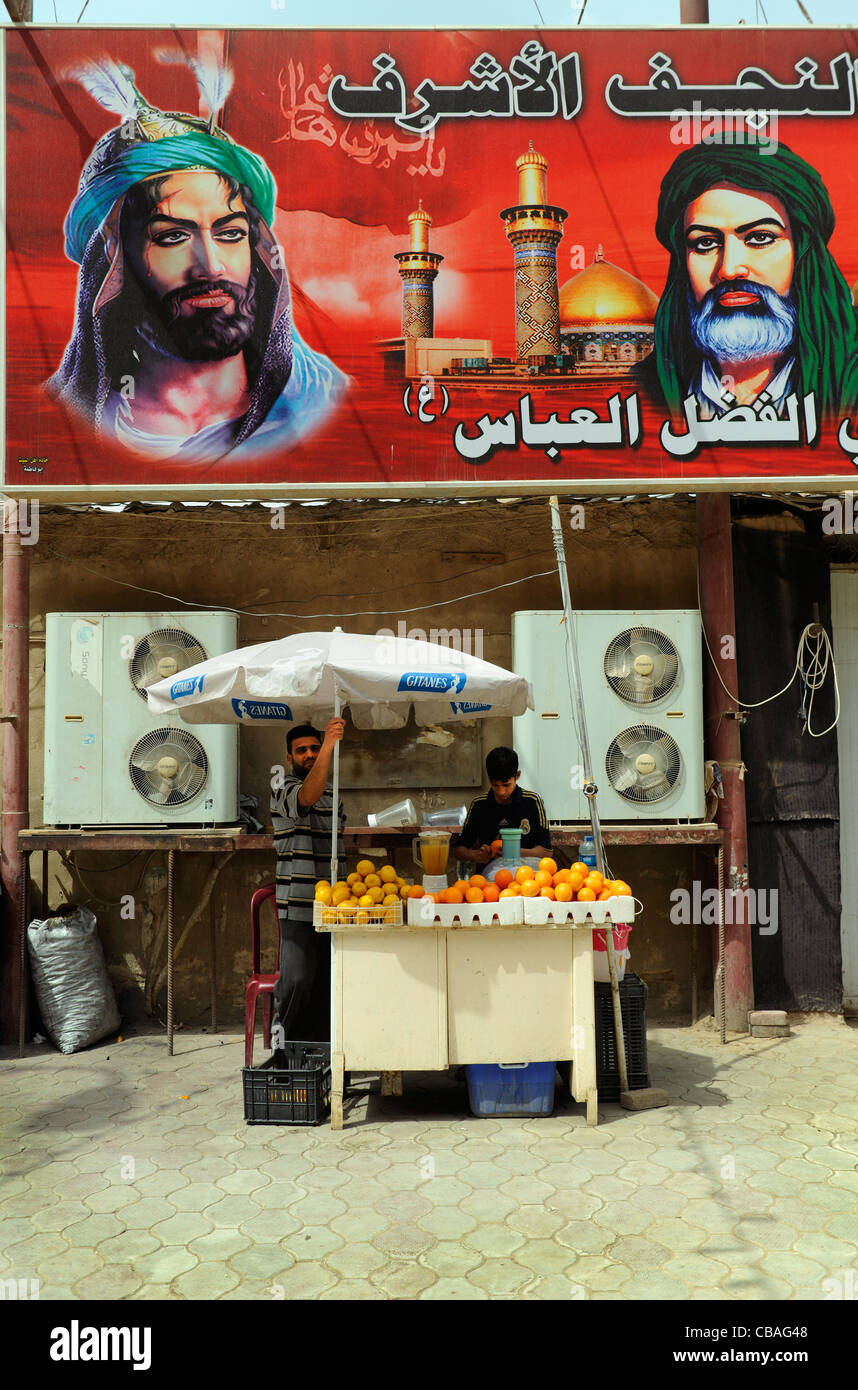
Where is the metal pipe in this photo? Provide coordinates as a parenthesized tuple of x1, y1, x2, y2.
(167, 849, 175, 1055)
(549, 495, 628, 1095)
(1, 511, 30, 1046)
(680, 0, 709, 20)
(718, 844, 726, 1044)
(209, 884, 217, 1033)
(697, 494, 753, 1032)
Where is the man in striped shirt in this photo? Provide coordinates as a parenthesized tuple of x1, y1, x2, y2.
(264, 718, 346, 1065)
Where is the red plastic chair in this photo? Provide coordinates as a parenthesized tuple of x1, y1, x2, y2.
(245, 884, 279, 1067)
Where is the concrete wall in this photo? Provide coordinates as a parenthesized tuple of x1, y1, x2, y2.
(11, 496, 711, 1027)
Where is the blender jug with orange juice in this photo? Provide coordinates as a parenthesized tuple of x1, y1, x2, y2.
(413, 831, 451, 895)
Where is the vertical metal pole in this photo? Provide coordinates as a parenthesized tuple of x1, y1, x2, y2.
(697, 495, 753, 1033)
(1, 511, 30, 1046)
(18, 851, 28, 1057)
(167, 849, 175, 1056)
(41, 851, 49, 912)
(549, 496, 628, 1095)
(209, 882, 217, 1033)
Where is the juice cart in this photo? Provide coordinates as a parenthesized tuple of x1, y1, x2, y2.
(316, 828, 635, 1128)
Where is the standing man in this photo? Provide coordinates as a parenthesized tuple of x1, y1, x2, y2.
(264, 718, 346, 1066)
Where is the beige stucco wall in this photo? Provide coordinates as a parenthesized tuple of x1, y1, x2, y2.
(9, 496, 712, 1028)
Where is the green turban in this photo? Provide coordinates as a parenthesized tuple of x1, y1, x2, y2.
(653, 139, 858, 419)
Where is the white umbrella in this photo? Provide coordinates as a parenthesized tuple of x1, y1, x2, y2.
(148, 626, 534, 882)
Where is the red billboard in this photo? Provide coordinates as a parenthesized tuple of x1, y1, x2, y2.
(5, 26, 858, 496)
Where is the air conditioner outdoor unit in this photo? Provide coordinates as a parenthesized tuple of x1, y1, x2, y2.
(44, 611, 239, 827)
(512, 609, 705, 821)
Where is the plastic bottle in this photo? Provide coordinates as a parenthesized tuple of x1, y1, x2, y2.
(578, 835, 597, 868)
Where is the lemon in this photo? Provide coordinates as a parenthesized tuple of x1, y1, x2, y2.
(356, 859, 374, 878)
(395, 876, 406, 889)
(332, 886, 350, 905)
(315, 878, 331, 890)
(315, 886, 333, 905)
(399, 884, 411, 900)
(347, 872, 361, 885)
(367, 886, 385, 904)
(333, 880, 349, 894)
(382, 893, 399, 907)
(351, 881, 366, 898)
(364, 873, 381, 889)
(338, 903, 356, 920)
(358, 893, 374, 908)
(379, 865, 398, 883)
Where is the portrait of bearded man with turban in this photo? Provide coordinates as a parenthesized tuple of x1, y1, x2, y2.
(640, 137, 858, 424)
(45, 53, 346, 461)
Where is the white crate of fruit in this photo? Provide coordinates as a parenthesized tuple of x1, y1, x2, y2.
(406, 895, 524, 927)
(522, 895, 636, 927)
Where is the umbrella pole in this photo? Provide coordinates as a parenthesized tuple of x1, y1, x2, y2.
(549, 499, 666, 1113)
(330, 687, 341, 889)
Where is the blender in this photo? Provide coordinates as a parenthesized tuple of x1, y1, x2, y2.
(412, 830, 452, 895)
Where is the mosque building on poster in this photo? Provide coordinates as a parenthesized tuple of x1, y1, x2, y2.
(379, 144, 659, 385)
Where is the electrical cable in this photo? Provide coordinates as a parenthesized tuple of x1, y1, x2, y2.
(697, 569, 840, 736)
(36, 541, 557, 621)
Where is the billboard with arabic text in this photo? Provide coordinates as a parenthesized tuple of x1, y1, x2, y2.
(5, 26, 858, 497)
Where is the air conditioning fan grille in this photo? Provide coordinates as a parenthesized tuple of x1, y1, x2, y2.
(605, 723, 682, 804)
(131, 628, 207, 701)
(603, 626, 680, 704)
(130, 728, 209, 807)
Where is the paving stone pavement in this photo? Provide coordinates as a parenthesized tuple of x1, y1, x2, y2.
(1, 1016, 856, 1301)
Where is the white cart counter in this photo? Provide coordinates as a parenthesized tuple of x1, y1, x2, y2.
(316, 918, 600, 1129)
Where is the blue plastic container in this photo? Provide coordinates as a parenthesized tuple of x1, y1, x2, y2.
(466, 1061, 556, 1117)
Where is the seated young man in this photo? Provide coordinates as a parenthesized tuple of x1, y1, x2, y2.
(453, 745, 552, 867)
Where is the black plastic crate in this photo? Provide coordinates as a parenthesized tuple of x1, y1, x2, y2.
(595, 972, 650, 1101)
(242, 1042, 331, 1125)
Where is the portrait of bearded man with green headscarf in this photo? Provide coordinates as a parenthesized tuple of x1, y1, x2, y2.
(45, 53, 346, 462)
(639, 137, 858, 424)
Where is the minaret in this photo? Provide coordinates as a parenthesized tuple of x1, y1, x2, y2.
(500, 144, 567, 359)
(394, 203, 443, 340)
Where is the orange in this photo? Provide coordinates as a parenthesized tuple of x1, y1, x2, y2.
(553, 869, 572, 885)
(598, 889, 613, 901)
(445, 888, 464, 904)
(584, 872, 605, 894)
(469, 874, 488, 890)
(499, 887, 518, 898)
(577, 886, 597, 902)
(407, 884, 425, 899)
(495, 869, 513, 890)
(507, 882, 522, 896)
(465, 887, 484, 904)
(568, 872, 585, 893)
(490, 839, 503, 857)
(534, 869, 553, 888)
(555, 882, 574, 902)
(521, 880, 540, 898)
(539, 886, 556, 900)
(515, 865, 535, 884)
(571, 862, 589, 878)
(483, 884, 500, 902)
(453, 879, 470, 896)
(538, 857, 558, 876)
(611, 880, 632, 897)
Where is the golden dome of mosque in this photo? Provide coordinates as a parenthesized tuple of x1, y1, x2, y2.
(559, 247, 659, 328)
